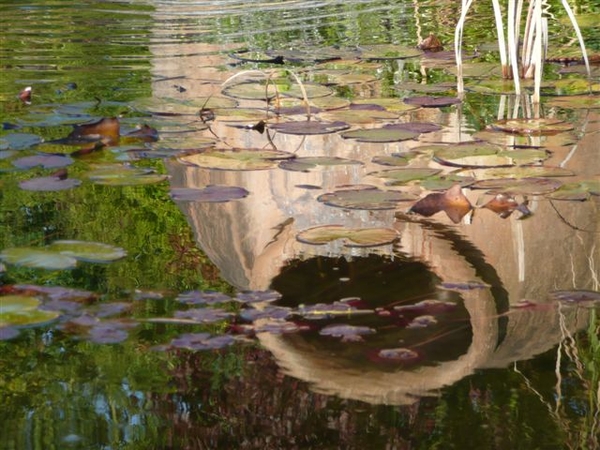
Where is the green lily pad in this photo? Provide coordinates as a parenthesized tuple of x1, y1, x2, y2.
(359, 44, 422, 60)
(341, 127, 420, 143)
(371, 155, 410, 167)
(320, 108, 399, 124)
(431, 143, 509, 168)
(0, 132, 43, 150)
(352, 98, 420, 113)
(468, 166, 574, 179)
(297, 225, 398, 247)
(470, 177, 563, 195)
(0, 247, 77, 270)
(490, 118, 574, 135)
(269, 120, 350, 135)
(547, 180, 600, 200)
(318, 186, 417, 210)
(87, 166, 168, 186)
(0, 295, 60, 327)
(546, 95, 600, 110)
(278, 156, 363, 172)
(47, 240, 127, 263)
(369, 167, 442, 185)
(179, 148, 294, 171)
(222, 82, 282, 101)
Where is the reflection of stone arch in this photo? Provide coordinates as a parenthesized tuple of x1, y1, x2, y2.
(259, 219, 502, 405)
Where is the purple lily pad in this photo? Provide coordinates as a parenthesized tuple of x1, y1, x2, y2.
(19, 176, 81, 191)
(14, 284, 96, 302)
(406, 315, 438, 329)
(394, 299, 457, 314)
(170, 185, 250, 203)
(233, 290, 282, 304)
(403, 96, 461, 107)
(94, 302, 132, 318)
(251, 319, 308, 334)
(440, 281, 490, 291)
(174, 308, 233, 323)
(0, 327, 20, 340)
(319, 324, 376, 342)
(170, 332, 235, 350)
(239, 305, 292, 321)
(40, 299, 83, 314)
(176, 291, 232, 305)
(383, 122, 443, 133)
(88, 324, 129, 344)
(376, 348, 420, 362)
(12, 154, 74, 169)
(550, 290, 600, 305)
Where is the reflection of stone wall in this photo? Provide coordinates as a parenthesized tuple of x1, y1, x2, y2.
(153, 41, 598, 405)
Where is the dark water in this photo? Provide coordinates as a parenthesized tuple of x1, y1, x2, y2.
(1, 1, 599, 449)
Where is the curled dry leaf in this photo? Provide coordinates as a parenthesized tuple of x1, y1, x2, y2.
(409, 184, 472, 223)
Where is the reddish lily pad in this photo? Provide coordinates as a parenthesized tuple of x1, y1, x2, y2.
(297, 225, 398, 247)
(409, 184, 472, 223)
(170, 186, 250, 202)
(318, 187, 417, 210)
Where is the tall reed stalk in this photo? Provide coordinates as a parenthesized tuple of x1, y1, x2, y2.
(455, 0, 591, 104)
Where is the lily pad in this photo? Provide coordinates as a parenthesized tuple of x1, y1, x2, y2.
(546, 180, 600, 200)
(318, 187, 417, 210)
(0, 132, 43, 150)
(369, 167, 442, 185)
(0, 247, 77, 270)
(179, 148, 294, 170)
(320, 109, 399, 124)
(19, 175, 82, 191)
(278, 156, 363, 172)
(170, 332, 235, 350)
(12, 154, 74, 169)
(176, 291, 232, 305)
(468, 166, 574, 180)
(319, 324, 376, 342)
(403, 96, 461, 107)
(170, 186, 250, 202)
(47, 240, 127, 263)
(87, 166, 168, 186)
(470, 177, 563, 195)
(341, 127, 420, 143)
(174, 308, 233, 323)
(371, 155, 411, 167)
(546, 95, 600, 110)
(296, 225, 398, 247)
(0, 295, 60, 327)
(359, 44, 422, 60)
(431, 143, 509, 168)
(297, 301, 373, 320)
(269, 120, 350, 135)
(490, 118, 574, 135)
(376, 348, 420, 362)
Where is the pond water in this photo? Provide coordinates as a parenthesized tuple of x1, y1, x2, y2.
(1, 1, 599, 449)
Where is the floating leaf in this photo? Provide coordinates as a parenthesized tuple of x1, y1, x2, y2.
(170, 332, 235, 350)
(376, 348, 419, 362)
(351, 98, 419, 113)
(320, 108, 399, 124)
(547, 180, 600, 200)
(404, 96, 461, 107)
(470, 177, 563, 195)
(549, 290, 600, 305)
(269, 120, 350, 135)
(0, 295, 60, 327)
(490, 118, 574, 135)
(371, 155, 410, 167)
(88, 323, 129, 344)
(0, 132, 43, 150)
(297, 301, 373, 320)
(481, 193, 522, 218)
(178, 148, 294, 170)
(409, 184, 472, 223)
(47, 240, 127, 263)
(19, 175, 81, 192)
(359, 44, 422, 60)
(296, 225, 398, 247)
(0, 247, 77, 270)
(468, 166, 574, 179)
(406, 315, 438, 329)
(67, 117, 120, 145)
(546, 95, 600, 110)
(318, 187, 417, 210)
(170, 186, 250, 202)
(87, 165, 167, 186)
(176, 291, 232, 305)
(278, 156, 363, 172)
(440, 281, 491, 290)
(341, 127, 420, 143)
(234, 290, 282, 304)
(239, 306, 292, 321)
(12, 154, 74, 169)
(174, 308, 233, 323)
(369, 167, 442, 185)
(0, 326, 20, 340)
(319, 324, 376, 342)
(394, 299, 457, 314)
